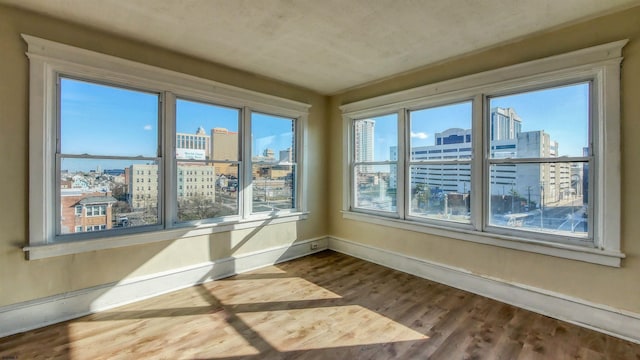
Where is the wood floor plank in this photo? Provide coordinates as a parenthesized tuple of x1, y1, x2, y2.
(1, 250, 639, 359)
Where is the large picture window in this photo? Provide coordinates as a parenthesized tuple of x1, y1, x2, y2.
(24, 35, 309, 259)
(342, 40, 626, 266)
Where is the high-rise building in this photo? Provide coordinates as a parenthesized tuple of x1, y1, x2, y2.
(279, 147, 293, 163)
(491, 107, 522, 141)
(398, 108, 568, 206)
(354, 119, 375, 172)
(176, 126, 210, 160)
(210, 127, 239, 177)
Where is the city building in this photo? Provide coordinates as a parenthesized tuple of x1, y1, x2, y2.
(354, 119, 375, 172)
(60, 189, 117, 234)
(211, 127, 239, 176)
(398, 108, 572, 206)
(127, 164, 160, 209)
(176, 126, 210, 160)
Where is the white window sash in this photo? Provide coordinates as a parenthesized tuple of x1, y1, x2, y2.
(23, 34, 310, 259)
(341, 40, 627, 266)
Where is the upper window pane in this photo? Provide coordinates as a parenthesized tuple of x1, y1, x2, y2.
(409, 102, 472, 162)
(489, 83, 590, 159)
(60, 77, 159, 157)
(251, 113, 295, 164)
(354, 114, 397, 162)
(176, 99, 240, 161)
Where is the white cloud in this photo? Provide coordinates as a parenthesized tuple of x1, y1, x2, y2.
(143, 124, 153, 131)
(411, 131, 429, 139)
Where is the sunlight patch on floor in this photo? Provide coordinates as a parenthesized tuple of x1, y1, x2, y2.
(237, 305, 429, 352)
(209, 277, 342, 305)
(68, 311, 260, 359)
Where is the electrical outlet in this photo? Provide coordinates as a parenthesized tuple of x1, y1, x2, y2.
(310, 242, 319, 250)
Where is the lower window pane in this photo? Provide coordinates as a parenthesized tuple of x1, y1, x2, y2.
(409, 164, 471, 223)
(354, 164, 396, 213)
(59, 158, 160, 235)
(252, 164, 296, 213)
(177, 162, 238, 222)
(488, 162, 588, 238)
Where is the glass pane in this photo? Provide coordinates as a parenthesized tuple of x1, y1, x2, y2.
(489, 83, 589, 159)
(177, 162, 238, 221)
(354, 114, 397, 162)
(252, 164, 296, 213)
(488, 162, 588, 238)
(409, 164, 471, 223)
(354, 164, 396, 213)
(60, 78, 159, 157)
(176, 99, 240, 161)
(409, 102, 472, 161)
(251, 113, 295, 163)
(59, 158, 160, 235)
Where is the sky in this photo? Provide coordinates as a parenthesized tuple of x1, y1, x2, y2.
(367, 82, 589, 160)
(61, 78, 588, 171)
(60, 78, 294, 172)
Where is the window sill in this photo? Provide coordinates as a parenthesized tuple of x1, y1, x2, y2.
(342, 211, 624, 267)
(23, 212, 309, 260)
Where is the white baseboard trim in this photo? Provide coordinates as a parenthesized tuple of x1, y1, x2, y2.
(328, 236, 640, 344)
(0, 236, 328, 338)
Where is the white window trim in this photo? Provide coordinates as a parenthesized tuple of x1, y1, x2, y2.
(23, 34, 310, 260)
(341, 40, 627, 267)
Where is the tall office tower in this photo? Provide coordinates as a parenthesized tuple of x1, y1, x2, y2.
(176, 126, 210, 160)
(354, 119, 375, 172)
(491, 107, 522, 140)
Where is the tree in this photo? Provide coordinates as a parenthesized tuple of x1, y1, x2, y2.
(413, 183, 430, 208)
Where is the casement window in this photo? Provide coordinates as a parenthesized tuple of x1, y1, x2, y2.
(24, 35, 309, 259)
(342, 40, 626, 266)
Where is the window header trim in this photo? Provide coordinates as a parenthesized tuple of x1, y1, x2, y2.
(22, 34, 311, 114)
(340, 40, 627, 115)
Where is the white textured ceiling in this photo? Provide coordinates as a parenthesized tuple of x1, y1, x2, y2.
(2, 0, 639, 94)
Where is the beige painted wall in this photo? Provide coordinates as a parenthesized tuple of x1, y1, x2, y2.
(329, 6, 640, 313)
(0, 5, 327, 307)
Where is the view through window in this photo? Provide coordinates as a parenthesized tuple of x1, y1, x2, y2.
(353, 114, 398, 213)
(59, 77, 160, 234)
(251, 113, 297, 213)
(350, 83, 591, 241)
(176, 99, 240, 222)
(57, 78, 302, 239)
(487, 83, 590, 238)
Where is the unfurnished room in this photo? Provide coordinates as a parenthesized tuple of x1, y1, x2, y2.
(1, 1, 640, 359)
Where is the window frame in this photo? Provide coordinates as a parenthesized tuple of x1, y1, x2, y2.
(341, 40, 627, 267)
(350, 112, 403, 218)
(24, 34, 310, 260)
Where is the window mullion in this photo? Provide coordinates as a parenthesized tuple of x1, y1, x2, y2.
(472, 94, 484, 232)
(397, 109, 406, 219)
(241, 107, 252, 218)
(164, 91, 176, 228)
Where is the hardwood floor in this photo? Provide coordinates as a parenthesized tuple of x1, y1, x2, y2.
(1, 250, 639, 359)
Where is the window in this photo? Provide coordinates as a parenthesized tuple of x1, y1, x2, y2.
(487, 84, 590, 241)
(342, 40, 626, 266)
(85, 205, 107, 217)
(408, 102, 472, 224)
(251, 113, 298, 214)
(352, 114, 398, 214)
(24, 35, 309, 259)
